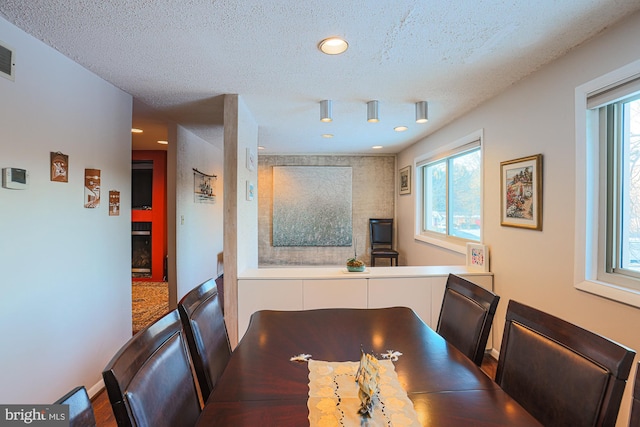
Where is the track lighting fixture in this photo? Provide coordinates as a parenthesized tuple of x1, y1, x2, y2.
(320, 100, 332, 122)
(367, 100, 379, 123)
(415, 101, 428, 123)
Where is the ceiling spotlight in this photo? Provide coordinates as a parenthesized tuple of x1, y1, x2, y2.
(318, 37, 348, 55)
(322, 134, 334, 138)
(394, 126, 408, 132)
(320, 100, 332, 122)
(415, 101, 428, 123)
(258, 146, 265, 150)
(157, 140, 168, 145)
(367, 100, 379, 123)
(372, 145, 383, 149)
(131, 128, 143, 133)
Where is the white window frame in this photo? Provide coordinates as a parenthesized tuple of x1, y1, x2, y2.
(575, 59, 640, 308)
(414, 129, 484, 254)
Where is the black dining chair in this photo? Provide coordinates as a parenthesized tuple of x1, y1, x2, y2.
(629, 361, 640, 426)
(178, 278, 232, 403)
(436, 274, 499, 366)
(54, 386, 96, 427)
(102, 309, 201, 427)
(496, 300, 635, 427)
(369, 218, 399, 266)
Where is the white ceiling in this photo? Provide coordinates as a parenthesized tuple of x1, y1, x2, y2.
(1, 1, 639, 154)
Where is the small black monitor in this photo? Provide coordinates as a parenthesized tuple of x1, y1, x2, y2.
(132, 161, 153, 209)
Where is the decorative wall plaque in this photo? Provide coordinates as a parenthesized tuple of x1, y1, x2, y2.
(50, 152, 68, 182)
(84, 168, 100, 208)
(109, 191, 120, 216)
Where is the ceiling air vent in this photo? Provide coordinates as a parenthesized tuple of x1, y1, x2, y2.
(0, 40, 15, 81)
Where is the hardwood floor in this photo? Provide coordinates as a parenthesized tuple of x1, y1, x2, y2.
(93, 389, 116, 427)
(91, 353, 498, 426)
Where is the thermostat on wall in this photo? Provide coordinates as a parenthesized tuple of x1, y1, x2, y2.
(2, 167, 29, 189)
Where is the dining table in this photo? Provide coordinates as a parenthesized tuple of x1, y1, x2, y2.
(195, 306, 542, 426)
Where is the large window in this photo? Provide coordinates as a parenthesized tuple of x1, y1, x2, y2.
(575, 63, 640, 306)
(597, 91, 640, 284)
(416, 131, 482, 250)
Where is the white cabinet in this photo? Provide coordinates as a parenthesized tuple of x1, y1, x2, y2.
(238, 279, 303, 337)
(238, 267, 493, 344)
(368, 277, 434, 327)
(303, 279, 367, 310)
(368, 275, 492, 331)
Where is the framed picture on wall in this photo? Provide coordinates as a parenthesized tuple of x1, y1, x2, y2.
(50, 152, 68, 182)
(500, 154, 543, 230)
(466, 243, 489, 272)
(399, 165, 411, 195)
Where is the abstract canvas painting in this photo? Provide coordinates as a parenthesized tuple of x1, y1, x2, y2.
(273, 166, 352, 246)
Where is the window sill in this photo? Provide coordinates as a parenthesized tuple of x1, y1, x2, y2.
(575, 279, 640, 309)
(414, 233, 467, 255)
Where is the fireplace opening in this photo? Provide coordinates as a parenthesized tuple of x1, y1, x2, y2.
(132, 222, 152, 278)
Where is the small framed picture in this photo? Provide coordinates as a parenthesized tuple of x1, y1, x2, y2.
(500, 154, 543, 230)
(50, 152, 68, 182)
(84, 168, 101, 208)
(109, 191, 120, 216)
(399, 165, 411, 195)
(466, 243, 489, 272)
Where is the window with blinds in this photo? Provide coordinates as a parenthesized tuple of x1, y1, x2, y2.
(588, 76, 640, 289)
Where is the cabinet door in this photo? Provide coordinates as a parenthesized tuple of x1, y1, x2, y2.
(238, 279, 303, 338)
(368, 277, 434, 327)
(303, 279, 368, 310)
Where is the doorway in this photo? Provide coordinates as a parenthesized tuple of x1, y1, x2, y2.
(131, 150, 168, 333)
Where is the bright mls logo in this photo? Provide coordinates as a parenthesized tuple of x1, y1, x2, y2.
(0, 405, 68, 426)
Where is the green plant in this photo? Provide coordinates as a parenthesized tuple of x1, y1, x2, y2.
(346, 257, 365, 267)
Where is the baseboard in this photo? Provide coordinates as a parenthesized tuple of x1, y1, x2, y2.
(489, 348, 499, 360)
(87, 379, 105, 399)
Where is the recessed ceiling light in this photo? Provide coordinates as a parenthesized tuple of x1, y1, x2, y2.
(157, 140, 168, 145)
(322, 134, 334, 138)
(372, 145, 383, 150)
(394, 126, 408, 132)
(258, 146, 265, 150)
(131, 128, 143, 133)
(318, 37, 348, 55)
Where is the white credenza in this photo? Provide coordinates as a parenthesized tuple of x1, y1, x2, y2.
(238, 266, 494, 346)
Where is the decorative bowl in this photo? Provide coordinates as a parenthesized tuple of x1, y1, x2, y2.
(346, 257, 366, 272)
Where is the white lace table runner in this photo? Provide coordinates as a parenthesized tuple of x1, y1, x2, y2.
(308, 359, 421, 427)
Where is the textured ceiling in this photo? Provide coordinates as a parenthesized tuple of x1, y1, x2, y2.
(1, 1, 639, 154)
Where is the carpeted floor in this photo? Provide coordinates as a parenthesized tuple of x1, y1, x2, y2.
(132, 281, 168, 334)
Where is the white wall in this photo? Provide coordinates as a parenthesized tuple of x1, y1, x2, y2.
(0, 17, 132, 403)
(174, 125, 225, 301)
(398, 11, 640, 425)
(235, 97, 259, 275)
(222, 94, 258, 346)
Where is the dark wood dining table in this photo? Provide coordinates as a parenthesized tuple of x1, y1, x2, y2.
(195, 307, 541, 426)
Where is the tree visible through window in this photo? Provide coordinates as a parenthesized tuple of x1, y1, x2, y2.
(615, 97, 640, 275)
(420, 145, 481, 242)
(575, 66, 640, 304)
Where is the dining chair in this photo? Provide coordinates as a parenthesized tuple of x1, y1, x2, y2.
(629, 361, 640, 426)
(178, 278, 232, 402)
(496, 300, 635, 427)
(369, 218, 399, 266)
(54, 386, 96, 427)
(436, 274, 500, 366)
(102, 309, 201, 427)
